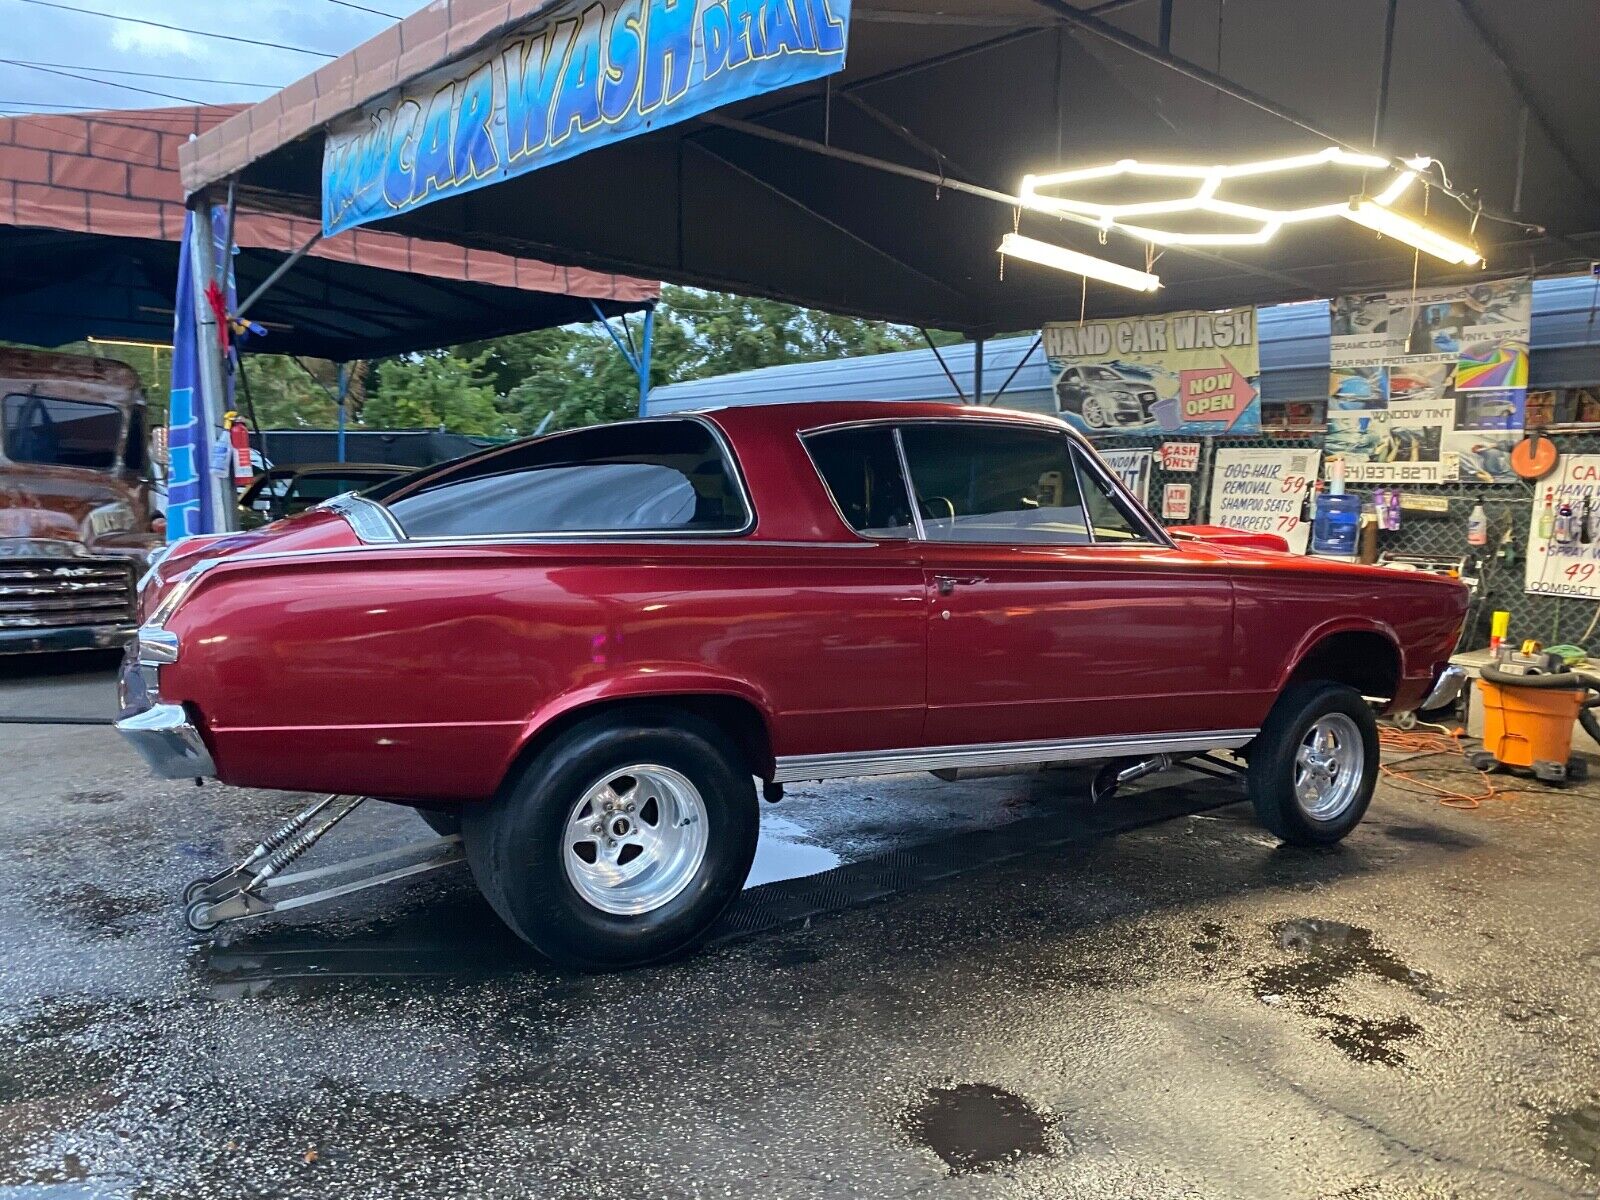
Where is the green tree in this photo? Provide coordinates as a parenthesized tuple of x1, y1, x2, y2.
(362, 351, 506, 435)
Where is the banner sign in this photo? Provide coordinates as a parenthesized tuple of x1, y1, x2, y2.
(1042, 307, 1261, 438)
(1158, 440, 1201, 472)
(1210, 446, 1321, 554)
(166, 208, 235, 540)
(1525, 455, 1600, 599)
(1098, 447, 1153, 506)
(322, 0, 852, 236)
(1327, 277, 1529, 484)
(1161, 482, 1191, 521)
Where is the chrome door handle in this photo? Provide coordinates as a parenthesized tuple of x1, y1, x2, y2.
(934, 574, 987, 595)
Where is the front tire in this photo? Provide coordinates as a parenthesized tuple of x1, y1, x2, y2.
(462, 710, 759, 969)
(1247, 682, 1378, 845)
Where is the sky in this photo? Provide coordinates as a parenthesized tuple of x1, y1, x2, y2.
(1, 0, 435, 117)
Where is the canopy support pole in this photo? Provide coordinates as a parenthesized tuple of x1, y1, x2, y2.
(337, 363, 349, 463)
(638, 302, 655, 417)
(920, 329, 967, 403)
(972, 337, 985, 406)
(989, 335, 1042, 406)
(236, 230, 324, 321)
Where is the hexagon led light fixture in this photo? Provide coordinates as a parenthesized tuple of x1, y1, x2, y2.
(1004, 147, 1481, 288)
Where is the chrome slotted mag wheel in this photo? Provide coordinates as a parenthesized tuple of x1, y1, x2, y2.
(562, 764, 709, 916)
(1294, 713, 1364, 820)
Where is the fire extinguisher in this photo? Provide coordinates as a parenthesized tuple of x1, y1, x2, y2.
(226, 412, 254, 490)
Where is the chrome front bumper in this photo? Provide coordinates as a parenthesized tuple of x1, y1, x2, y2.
(1419, 665, 1469, 712)
(115, 703, 217, 780)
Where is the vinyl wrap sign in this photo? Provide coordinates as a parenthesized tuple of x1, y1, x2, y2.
(322, 0, 852, 236)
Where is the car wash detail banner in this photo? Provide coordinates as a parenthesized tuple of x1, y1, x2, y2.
(1209, 446, 1321, 555)
(322, 0, 853, 236)
(1097, 448, 1153, 506)
(1042, 308, 1261, 438)
(1327, 277, 1529, 484)
(1525, 455, 1600, 600)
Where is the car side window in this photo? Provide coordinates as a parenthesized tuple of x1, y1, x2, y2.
(1071, 446, 1154, 543)
(897, 423, 1090, 545)
(802, 426, 916, 538)
(379, 419, 748, 538)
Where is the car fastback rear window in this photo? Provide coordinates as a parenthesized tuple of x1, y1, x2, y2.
(375, 419, 749, 538)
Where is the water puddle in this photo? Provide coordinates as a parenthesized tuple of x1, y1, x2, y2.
(1249, 919, 1436, 1065)
(746, 814, 842, 887)
(1543, 1101, 1600, 1178)
(900, 1083, 1053, 1175)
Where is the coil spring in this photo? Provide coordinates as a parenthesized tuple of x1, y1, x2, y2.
(257, 824, 328, 881)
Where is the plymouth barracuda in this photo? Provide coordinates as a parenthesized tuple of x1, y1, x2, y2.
(117, 402, 1468, 967)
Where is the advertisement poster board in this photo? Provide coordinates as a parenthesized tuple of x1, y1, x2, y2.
(1098, 448, 1154, 506)
(1210, 446, 1321, 554)
(1042, 308, 1261, 438)
(1161, 482, 1192, 521)
(1328, 278, 1528, 483)
(1525, 455, 1600, 599)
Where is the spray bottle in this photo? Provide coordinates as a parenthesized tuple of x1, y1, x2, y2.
(1539, 489, 1556, 539)
(1557, 499, 1577, 545)
(1467, 502, 1488, 547)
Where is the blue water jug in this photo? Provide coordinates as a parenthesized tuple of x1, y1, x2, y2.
(1312, 492, 1361, 556)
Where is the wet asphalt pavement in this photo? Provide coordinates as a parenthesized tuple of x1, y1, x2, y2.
(2, 653, 1599, 1198)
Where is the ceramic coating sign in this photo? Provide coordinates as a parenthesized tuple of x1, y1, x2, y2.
(1209, 446, 1321, 554)
(1042, 308, 1261, 438)
(322, 0, 852, 236)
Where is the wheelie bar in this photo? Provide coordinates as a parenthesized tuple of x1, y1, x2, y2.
(182, 796, 465, 933)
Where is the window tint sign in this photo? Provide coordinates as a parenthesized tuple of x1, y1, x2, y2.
(322, 0, 852, 236)
(1042, 308, 1261, 438)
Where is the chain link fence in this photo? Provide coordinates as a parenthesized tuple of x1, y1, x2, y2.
(1098, 431, 1600, 652)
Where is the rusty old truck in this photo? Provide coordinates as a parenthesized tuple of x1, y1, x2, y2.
(1, 347, 161, 653)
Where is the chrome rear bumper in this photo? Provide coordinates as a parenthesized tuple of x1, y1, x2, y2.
(115, 703, 216, 780)
(1419, 665, 1468, 712)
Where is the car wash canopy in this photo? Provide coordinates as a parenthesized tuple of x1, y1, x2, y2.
(183, 0, 1599, 334)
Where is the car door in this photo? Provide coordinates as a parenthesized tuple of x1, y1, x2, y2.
(1055, 367, 1086, 416)
(896, 420, 1238, 749)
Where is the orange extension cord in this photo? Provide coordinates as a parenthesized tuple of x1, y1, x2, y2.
(1377, 723, 1526, 811)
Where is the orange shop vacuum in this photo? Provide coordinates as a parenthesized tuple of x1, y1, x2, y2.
(1471, 643, 1598, 785)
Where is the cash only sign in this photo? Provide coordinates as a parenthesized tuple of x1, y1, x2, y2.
(321, 0, 852, 236)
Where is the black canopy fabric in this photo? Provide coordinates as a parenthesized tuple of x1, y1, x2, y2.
(182, 0, 1600, 335)
(0, 226, 655, 360)
(0, 226, 651, 360)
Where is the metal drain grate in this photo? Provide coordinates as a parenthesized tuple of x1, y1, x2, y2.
(708, 772, 1243, 945)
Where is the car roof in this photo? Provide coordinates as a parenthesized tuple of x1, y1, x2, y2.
(692, 400, 1066, 438)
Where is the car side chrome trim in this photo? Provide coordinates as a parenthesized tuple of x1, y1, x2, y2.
(771, 729, 1257, 783)
(318, 492, 405, 544)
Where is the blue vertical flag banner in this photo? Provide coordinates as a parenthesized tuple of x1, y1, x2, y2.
(166, 211, 206, 540)
(322, 0, 852, 236)
(166, 208, 236, 540)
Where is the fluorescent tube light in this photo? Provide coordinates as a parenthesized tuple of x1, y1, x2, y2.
(997, 233, 1162, 292)
(1343, 199, 1482, 265)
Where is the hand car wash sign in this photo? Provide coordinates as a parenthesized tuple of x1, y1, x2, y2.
(1042, 307, 1261, 437)
(321, 0, 851, 236)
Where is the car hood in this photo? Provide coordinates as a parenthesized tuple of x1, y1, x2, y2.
(0, 463, 153, 557)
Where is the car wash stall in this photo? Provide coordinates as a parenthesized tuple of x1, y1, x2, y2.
(4, 1, 1600, 1194)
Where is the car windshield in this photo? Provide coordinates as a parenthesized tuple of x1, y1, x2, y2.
(2, 393, 123, 470)
(1083, 367, 1123, 382)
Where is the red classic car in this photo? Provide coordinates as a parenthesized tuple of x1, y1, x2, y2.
(118, 402, 1468, 967)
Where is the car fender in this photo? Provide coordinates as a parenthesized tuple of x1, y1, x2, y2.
(1275, 615, 1404, 694)
(510, 667, 778, 772)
